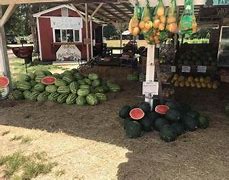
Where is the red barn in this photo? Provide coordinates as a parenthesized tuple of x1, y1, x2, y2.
(33, 5, 102, 62)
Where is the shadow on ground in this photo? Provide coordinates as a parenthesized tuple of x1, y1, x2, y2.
(0, 67, 229, 179)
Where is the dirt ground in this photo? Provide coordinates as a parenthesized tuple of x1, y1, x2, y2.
(0, 66, 229, 180)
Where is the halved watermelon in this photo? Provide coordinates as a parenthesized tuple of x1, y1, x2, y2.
(155, 105, 169, 115)
(41, 76, 56, 85)
(129, 108, 145, 120)
(0, 76, 9, 88)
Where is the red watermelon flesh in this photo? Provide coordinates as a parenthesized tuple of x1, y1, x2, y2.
(129, 108, 145, 120)
(155, 105, 169, 115)
(0, 76, 9, 88)
(41, 76, 56, 85)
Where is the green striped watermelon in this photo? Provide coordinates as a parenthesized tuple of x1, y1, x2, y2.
(57, 86, 70, 94)
(17, 81, 32, 91)
(84, 78, 92, 85)
(77, 88, 90, 96)
(66, 93, 77, 105)
(62, 75, 75, 84)
(37, 92, 49, 102)
(92, 79, 101, 87)
(76, 96, 87, 106)
(88, 73, 99, 80)
(45, 85, 57, 93)
(29, 91, 40, 101)
(95, 93, 107, 102)
(55, 79, 67, 87)
(23, 90, 32, 100)
(48, 92, 60, 101)
(57, 93, 69, 104)
(86, 94, 98, 106)
(34, 83, 45, 92)
(18, 74, 31, 82)
(69, 82, 79, 94)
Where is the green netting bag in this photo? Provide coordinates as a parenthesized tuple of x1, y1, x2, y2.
(129, 1, 142, 36)
(139, 0, 153, 34)
(179, 0, 197, 35)
(153, 0, 166, 31)
(166, 0, 178, 33)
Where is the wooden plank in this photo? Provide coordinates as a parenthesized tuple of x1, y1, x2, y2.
(0, 0, 119, 5)
(0, 4, 17, 27)
(122, 2, 133, 13)
(100, 5, 126, 22)
(0, 6, 11, 90)
(108, 3, 132, 18)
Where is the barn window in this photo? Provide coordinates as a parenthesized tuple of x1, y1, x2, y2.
(54, 29, 82, 43)
(61, 7, 69, 17)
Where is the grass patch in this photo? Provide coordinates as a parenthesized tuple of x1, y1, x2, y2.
(1, 131, 10, 136)
(55, 169, 65, 177)
(10, 135, 23, 141)
(0, 152, 57, 179)
(20, 136, 33, 144)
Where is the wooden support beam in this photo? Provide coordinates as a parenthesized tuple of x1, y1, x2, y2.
(122, 2, 133, 13)
(100, 5, 126, 22)
(0, 0, 120, 5)
(70, 4, 86, 21)
(87, 4, 116, 22)
(0, 4, 17, 27)
(0, 6, 11, 91)
(85, 3, 90, 61)
(108, 3, 132, 18)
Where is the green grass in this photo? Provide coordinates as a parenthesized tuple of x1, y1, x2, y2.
(10, 135, 33, 144)
(0, 152, 57, 179)
(1, 130, 10, 136)
(10, 135, 23, 141)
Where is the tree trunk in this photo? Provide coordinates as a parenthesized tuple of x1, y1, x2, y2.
(28, 4, 39, 53)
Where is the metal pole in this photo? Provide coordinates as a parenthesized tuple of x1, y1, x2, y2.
(85, 3, 89, 61)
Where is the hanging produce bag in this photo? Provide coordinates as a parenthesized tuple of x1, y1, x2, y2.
(179, 0, 197, 35)
(153, 0, 166, 31)
(129, 1, 142, 36)
(139, 1, 153, 34)
(166, 0, 178, 33)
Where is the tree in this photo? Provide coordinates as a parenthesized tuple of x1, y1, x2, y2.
(103, 24, 118, 39)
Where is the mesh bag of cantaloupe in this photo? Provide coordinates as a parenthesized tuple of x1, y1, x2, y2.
(179, 0, 197, 35)
(144, 0, 168, 44)
(166, 0, 178, 33)
(128, 1, 143, 36)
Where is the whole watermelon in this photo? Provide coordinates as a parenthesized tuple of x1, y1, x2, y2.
(66, 94, 77, 105)
(23, 90, 32, 100)
(57, 86, 70, 94)
(86, 94, 98, 106)
(57, 93, 69, 104)
(77, 88, 90, 96)
(48, 92, 60, 102)
(34, 83, 45, 92)
(45, 85, 57, 93)
(18, 74, 31, 82)
(69, 82, 79, 94)
(10, 90, 24, 100)
(88, 73, 99, 80)
(17, 81, 32, 91)
(76, 96, 87, 106)
(55, 79, 67, 87)
(37, 92, 49, 102)
(62, 75, 75, 84)
(29, 91, 40, 101)
(95, 93, 107, 102)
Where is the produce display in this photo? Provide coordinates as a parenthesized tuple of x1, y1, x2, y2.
(176, 46, 217, 66)
(8, 69, 121, 106)
(170, 74, 219, 89)
(119, 101, 209, 142)
(129, 0, 197, 44)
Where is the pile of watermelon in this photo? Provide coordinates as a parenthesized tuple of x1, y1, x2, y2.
(8, 69, 121, 106)
(119, 101, 209, 142)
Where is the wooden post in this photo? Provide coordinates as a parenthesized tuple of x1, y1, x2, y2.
(85, 3, 89, 61)
(90, 20, 93, 58)
(145, 44, 155, 109)
(0, 6, 11, 90)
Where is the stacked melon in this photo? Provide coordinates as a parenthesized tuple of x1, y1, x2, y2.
(9, 69, 121, 106)
(171, 74, 219, 89)
(119, 101, 209, 142)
